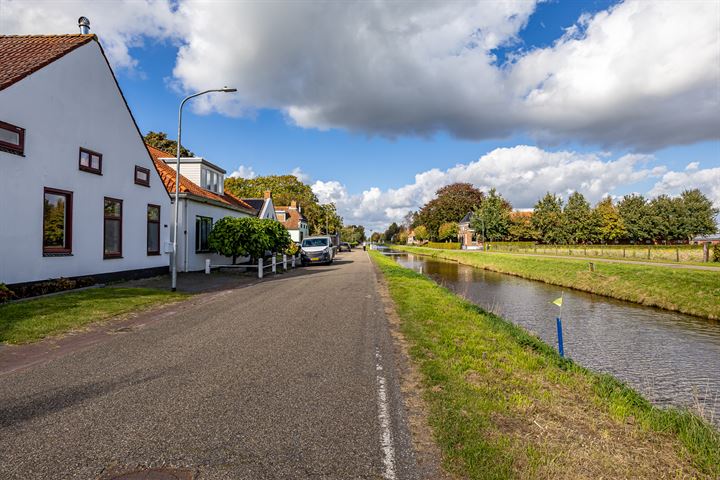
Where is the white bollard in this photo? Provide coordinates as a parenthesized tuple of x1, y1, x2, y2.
(272, 254, 277, 273)
(258, 257, 263, 279)
(283, 254, 287, 270)
(205, 258, 211, 274)
(292, 255, 296, 268)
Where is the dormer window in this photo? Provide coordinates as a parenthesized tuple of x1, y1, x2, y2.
(201, 167, 223, 194)
(79, 147, 102, 175)
(0, 120, 25, 156)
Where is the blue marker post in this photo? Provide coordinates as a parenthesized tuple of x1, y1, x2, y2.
(556, 317, 564, 357)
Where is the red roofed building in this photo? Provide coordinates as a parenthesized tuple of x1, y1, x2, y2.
(147, 144, 259, 271)
(0, 33, 174, 285)
(275, 201, 309, 243)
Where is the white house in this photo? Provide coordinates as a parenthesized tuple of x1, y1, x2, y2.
(147, 144, 257, 272)
(275, 201, 309, 243)
(0, 33, 172, 286)
(241, 191, 278, 221)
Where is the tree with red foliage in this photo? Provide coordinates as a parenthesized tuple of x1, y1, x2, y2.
(414, 183, 484, 240)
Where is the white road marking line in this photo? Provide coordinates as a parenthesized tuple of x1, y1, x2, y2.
(375, 347, 397, 480)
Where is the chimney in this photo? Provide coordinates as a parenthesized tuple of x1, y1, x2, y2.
(263, 190, 271, 199)
(78, 17, 91, 35)
(290, 200, 297, 208)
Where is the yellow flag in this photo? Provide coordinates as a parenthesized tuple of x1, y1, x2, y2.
(553, 297, 563, 307)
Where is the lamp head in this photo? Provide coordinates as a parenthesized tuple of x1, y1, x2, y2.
(221, 87, 237, 93)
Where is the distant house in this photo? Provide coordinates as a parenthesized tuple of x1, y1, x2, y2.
(458, 212, 479, 248)
(275, 201, 309, 243)
(0, 34, 172, 286)
(407, 229, 416, 245)
(241, 191, 278, 221)
(692, 234, 720, 245)
(147, 145, 256, 271)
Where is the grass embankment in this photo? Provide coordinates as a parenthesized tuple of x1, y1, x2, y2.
(394, 246, 720, 320)
(370, 250, 720, 479)
(0, 287, 188, 344)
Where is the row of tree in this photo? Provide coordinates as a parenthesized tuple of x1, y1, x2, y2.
(340, 225, 366, 244)
(474, 188, 717, 244)
(380, 182, 718, 245)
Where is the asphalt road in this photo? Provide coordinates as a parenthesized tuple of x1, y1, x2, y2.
(0, 250, 425, 479)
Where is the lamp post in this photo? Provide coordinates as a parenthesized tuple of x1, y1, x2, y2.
(171, 87, 237, 291)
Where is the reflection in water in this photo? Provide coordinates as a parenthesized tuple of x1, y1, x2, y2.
(392, 252, 720, 425)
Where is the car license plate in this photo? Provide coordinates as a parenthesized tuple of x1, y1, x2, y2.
(311, 257, 320, 261)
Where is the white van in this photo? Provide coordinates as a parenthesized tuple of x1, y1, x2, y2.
(300, 236, 335, 265)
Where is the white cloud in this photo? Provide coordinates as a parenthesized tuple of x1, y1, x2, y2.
(312, 145, 720, 232)
(649, 167, 720, 206)
(2, 0, 718, 148)
(290, 167, 310, 183)
(686, 162, 700, 171)
(229, 165, 256, 179)
(0, 0, 182, 71)
(170, 0, 719, 149)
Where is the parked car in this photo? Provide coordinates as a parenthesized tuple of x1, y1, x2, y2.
(300, 236, 335, 265)
(338, 242, 352, 252)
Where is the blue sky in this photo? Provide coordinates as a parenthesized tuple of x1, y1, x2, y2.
(4, 0, 718, 230)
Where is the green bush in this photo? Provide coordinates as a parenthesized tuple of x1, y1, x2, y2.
(208, 217, 292, 264)
(713, 244, 720, 263)
(8, 277, 96, 300)
(0, 283, 16, 303)
(427, 242, 461, 250)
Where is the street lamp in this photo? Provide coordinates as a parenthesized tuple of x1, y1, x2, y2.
(172, 87, 237, 291)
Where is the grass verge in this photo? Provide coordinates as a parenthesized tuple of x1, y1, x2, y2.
(0, 287, 189, 344)
(370, 250, 720, 479)
(393, 246, 720, 320)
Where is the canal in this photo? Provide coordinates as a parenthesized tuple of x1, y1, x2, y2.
(388, 250, 720, 426)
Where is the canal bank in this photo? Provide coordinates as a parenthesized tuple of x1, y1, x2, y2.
(392, 245, 720, 320)
(369, 250, 720, 479)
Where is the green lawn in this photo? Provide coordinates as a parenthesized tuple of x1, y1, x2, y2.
(370, 250, 720, 479)
(393, 246, 720, 320)
(0, 287, 189, 344)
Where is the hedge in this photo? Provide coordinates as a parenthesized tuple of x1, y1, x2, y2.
(427, 242, 461, 250)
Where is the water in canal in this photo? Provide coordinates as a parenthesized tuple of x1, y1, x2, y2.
(389, 250, 720, 426)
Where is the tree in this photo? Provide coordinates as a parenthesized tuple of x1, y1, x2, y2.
(563, 192, 598, 244)
(384, 222, 400, 243)
(144, 131, 194, 157)
(263, 219, 292, 253)
(414, 183, 484, 239)
(341, 225, 366, 244)
(315, 203, 343, 235)
(649, 195, 683, 243)
(224, 174, 342, 235)
(678, 189, 718, 241)
(414, 225, 429, 241)
(508, 213, 538, 241)
(437, 222, 459, 242)
(208, 217, 289, 264)
(402, 210, 417, 229)
(532, 193, 566, 244)
(370, 232, 381, 243)
(397, 230, 409, 244)
(595, 197, 626, 243)
(470, 188, 510, 242)
(617, 194, 653, 243)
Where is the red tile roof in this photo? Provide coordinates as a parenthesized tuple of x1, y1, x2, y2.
(275, 205, 307, 230)
(0, 34, 96, 91)
(146, 144, 256, 213)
